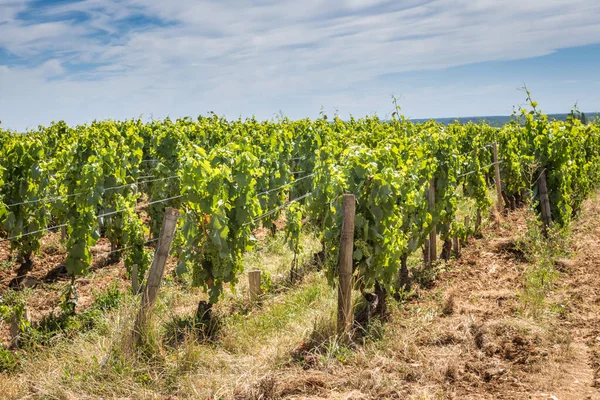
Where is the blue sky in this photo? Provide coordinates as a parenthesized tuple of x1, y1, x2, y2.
(1, 0, 600, 130)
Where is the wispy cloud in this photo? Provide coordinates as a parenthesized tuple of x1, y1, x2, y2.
(1, 0, 600, 129)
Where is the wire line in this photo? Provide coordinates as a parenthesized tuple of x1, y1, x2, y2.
(2, 175, 178, 209)
(457, 160, 502, 179)
(0, 195, 182, 243)
(247, 191, 313, 225)
(256, 173, 315, 197)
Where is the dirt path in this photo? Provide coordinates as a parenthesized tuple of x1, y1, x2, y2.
(433, 192, 600, 399)
(549, 191, 600, 399)
(2, 195, 600, 400)
(261, 195, 600, 400)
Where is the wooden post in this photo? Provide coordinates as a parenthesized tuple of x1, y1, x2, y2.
(10, 307, 29, 349)
(337, 194, 355, 336)
(423, 239, 431, 266)
(248, 270, 261, 302)
(134, 208, 179, 345)
(538, 170, 552, 231)
(110, 242, 117, 262)
(475, 210, 482, 234)
(428, 179, 437, 263)
(452, 237, 461, 258)
(493, 142, 503, 214)
(132, 264, 139, 294)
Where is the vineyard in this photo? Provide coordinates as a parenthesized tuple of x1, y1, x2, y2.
(1, 97, 600, 398)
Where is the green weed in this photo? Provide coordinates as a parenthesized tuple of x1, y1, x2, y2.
(0, 348, 19, 373)
(517, 206, 570, 318)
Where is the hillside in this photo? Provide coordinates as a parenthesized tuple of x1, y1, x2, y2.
(412, 113, 600, 127)
(1, 192, 599, 398)
(0, 106, 599, 399)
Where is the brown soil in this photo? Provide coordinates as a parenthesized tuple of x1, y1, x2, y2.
(236, 195, 600, 399)
(2, 195, 600, 399)
(0, 233, 170, 346)
(0, 218, 278, 347)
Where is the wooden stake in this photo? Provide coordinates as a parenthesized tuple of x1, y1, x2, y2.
(110, 242, 117, 261)
(452, 237, 461, 258)
(428, 179, 437, 263)
(10, 307, 29, 349)
(493, 142, 503, 214)
(423, 239, 431, 266)
(134, 208, 179, 345)
(538, 169, 552, 231)
(132, 264, 139, 294)
(248, 270, 261, 302)
(337, 194, 355, 336)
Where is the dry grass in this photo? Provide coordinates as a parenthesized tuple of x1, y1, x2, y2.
(2, 194, 600, 399)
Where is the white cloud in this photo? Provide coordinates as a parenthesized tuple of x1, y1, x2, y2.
(0, 0, 26, 23)
(1, 0, 600, 129)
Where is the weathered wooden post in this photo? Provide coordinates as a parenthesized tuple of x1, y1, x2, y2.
(337, 194, 356, 336)
(10, 307, 29, 349)
(248, 270, 262, 302)
(428, 179, 437, 263)
(452, 237, 461, 258)
(493, 142, 503, 214)
(538, 169, 552, 231)
(134, 208, 179, 345)
(475, 210, 482, 234)
(131, 264, 139, 294)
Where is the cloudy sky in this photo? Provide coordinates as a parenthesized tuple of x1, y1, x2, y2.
(1, 0, 600, 130)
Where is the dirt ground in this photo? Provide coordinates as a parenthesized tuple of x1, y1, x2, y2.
(235, 195, 600, 399)
(0, 233, 166, 346)
(1, 193, 600, 399)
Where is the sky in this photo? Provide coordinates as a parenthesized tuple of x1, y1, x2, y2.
(1, 0, 600, 131)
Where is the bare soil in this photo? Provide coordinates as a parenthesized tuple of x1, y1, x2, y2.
(235, 196, 600, 399)
(1, 195, 600, 399)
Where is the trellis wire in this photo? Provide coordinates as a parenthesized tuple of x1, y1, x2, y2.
(457, 160, 502, 179)
(256, 173, 315, 197)
(2, 175, 178, 209)
(0, 195, 182, 243)
(247, 191, 313, 225)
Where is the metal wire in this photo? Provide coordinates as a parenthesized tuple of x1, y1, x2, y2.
(2, 175, 178, 209)
(0, 141, 499, 243)
(102, 175, 178, 193)
(256, 173, 315, 197)
(2, 192, 81, 208)
(95, 238, 159, 257)
(97, 195, 183, 219)
(457, 142, 495, 158)
(0, 223, 68, 243)
(457, 160, 502, 179)
(0, 238, 160, 286)
(247, 191, 313, 225)
(0, 195, 182, 243)
(472, 143, 494, 152)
